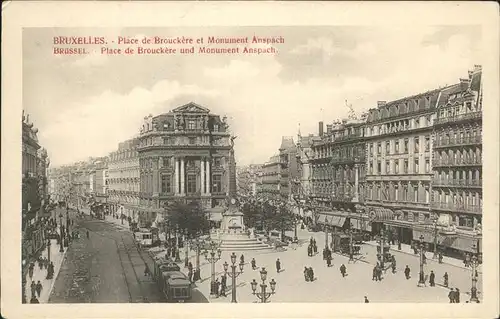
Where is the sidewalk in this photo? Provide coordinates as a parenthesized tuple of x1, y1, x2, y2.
(364, 240, 482, 273)
(25, 238, 67, 303)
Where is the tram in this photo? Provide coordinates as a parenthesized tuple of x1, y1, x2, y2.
(152, 256, 192, 302)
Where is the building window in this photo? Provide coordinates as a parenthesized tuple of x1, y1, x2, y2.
(377, 161, 381, 175)
(377, 143, 381, 155)
(385, 160, 390, 174)
(425, 188, 430, 203)
(370, 143, 374, 155)
(213, 124, 219, 132)
(369, 162, 373, 175)
(212, 174, 222, 193)
(404, 160, 408, 173)
(187, 174, 197, 193)
(404, 139, 409, 153)
(414, 137, 419, 153)
(414, 159, 419, 174)
(395, 161, 399, 174)
(161, 175, 171, 194)
(189, 137, 196, 145)
(395, 140, 400, 153)
(425, 135, 430, 151)
(425, 159, 430, 173)
(414, 185, 418, 202)
(385, 141, 390, 155)
(187, 120, 196, 130)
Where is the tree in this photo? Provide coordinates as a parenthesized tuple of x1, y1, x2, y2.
(165, 200, 210, 239)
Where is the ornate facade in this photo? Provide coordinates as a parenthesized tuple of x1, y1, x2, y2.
(137, 102, 234, 225)
(108, 138, 140, 220)
(310, 117, 368, 231)
(430, 65, 482, 254)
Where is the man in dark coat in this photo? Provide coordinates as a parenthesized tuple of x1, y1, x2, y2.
(276, 258, 281, 273)
(35, 281, 43, 298)
(448, 288, 455, 303)
(304, 267, 309, 282)
(251, 258, 257, 270)
(309, 267, 315, 281)
(372, 266, 378, 281)
(30, 281, 36, 298)
(443, 272, 449, 287)
(404, 265, 411, 280)
(340, 264, 347, 277)
(455, 288, 460, 303)
(429, 270, 435, 287)
(240, 254, 245, 265)
(364, 296, 369, 303)
(326, 255, 332, 267)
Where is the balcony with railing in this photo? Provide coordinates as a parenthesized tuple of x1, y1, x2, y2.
(434, 111, 482, 125)
(433, 135, 482, 148)
(432, 178, 482, 188)
(432, 158, 482, 167)
(431, 201, 482, 214)
(330, 154, 366, 165)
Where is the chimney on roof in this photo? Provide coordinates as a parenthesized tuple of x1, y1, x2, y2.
(326, 124, 332, 134)
(460, 78, 470, 86)
(318, 121, 324, 137)
(377, 101, 387, 107)
(473, 65, 482, 73)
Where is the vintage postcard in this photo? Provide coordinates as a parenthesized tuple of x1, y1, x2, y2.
(1, 1, 499, 318)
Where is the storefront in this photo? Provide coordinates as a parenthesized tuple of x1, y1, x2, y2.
(383, 219, 415, 245)
(367, 206, 394, 236)
(412, 226, 481, 256)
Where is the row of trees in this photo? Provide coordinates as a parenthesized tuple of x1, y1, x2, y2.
(163, 200, 211, 239)
(240, 195, 298, 238)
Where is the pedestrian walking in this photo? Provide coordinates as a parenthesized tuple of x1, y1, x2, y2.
(219, 277, 226, 297)
(391, 261, 396, 274)
(188, 261, 193, 273)
(30, 281, 36, 298)
(326, 255, 332, 267)
(307, 245, 312, 257)
(35, 280, 43, 298)
(313, 242, 318, 254)
(214, 278, 220, 298)
(240, 254, 245, 265)
(377, 266, 382, 281)
(251, 258, 257, 270)
(221, 273, 227, 291)
(303, 267, 309, 282)
(372, 266, 378, 281)
(28, 263, 34, 279)
(443, 272, 449, 287)
(429, 271, 435, 287)
(310, 237, 314, 246)
(86, 230, 89, 239)
(340, 264, 347, 277)
(455, 288, 460, 303)
(276, 258, 281, 273)
(144, 266, 150, 277)
(188, 270, 193, 283)
(438, 252, 443, 264)
(309, 267, 315, 281)
(364, 296, 369, 303)
(448, 288, 455, 303)
(30, 296, 40, 304)
(404, 265, 411, 280)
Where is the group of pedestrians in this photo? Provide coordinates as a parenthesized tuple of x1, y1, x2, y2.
(213, 273, 228, 298)
(307, 237, 318, 257)
(303, 266, 315, 282)
(29, 280, 43, 303)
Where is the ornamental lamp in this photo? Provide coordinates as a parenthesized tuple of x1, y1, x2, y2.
(251, 279, 258, 293)
(223, 261, 229, 273)
(260, 267, 268, 282)
(231, 252, 237, 264)
(239, 262, 244, 272)
(270, 279, 277, 292)
(217, 248, 222, 259)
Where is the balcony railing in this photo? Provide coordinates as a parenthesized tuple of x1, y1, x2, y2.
(330, 155, 366, 164)
(431, 202, 482, 214)
(434, 111, 482, 125)
(432, 178, 482, 188)
(432, 158, 482, 167)
(433, 135, 482, 148)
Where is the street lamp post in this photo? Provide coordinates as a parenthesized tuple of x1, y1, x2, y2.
(470, 243, 480, 303)
(251, 267, 277, 303)
(204, 241, 222, 297)
(223, 252, 245, 303)
(184, 239, 190, 268)
(432, 216, 438, 259)
(58, 213, 64, 252)
(47, 237, 51, 263)
(378, 228, 386, 269)
(190, 238, 203, 282)
(348, 223, 354, 262)
(417, 234, 426, 287)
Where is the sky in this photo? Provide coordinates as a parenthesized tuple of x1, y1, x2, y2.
(23, 26, 482, 167)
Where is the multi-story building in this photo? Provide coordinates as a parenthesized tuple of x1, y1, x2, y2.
(236, 164, 263, 197)
(136, 102, 235, 226)
(429, 65, 483, 255)
(108, 138, 140, 220)
(258, 136, 299, 201)
(364, 91, 438, 243)
(310, 117, 368, 232)
(22, 112, 51, 302)
(259, 155, 281, 197)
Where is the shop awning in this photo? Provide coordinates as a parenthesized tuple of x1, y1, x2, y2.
(351, 218, 372, 232)
(368, 207, 394, 221)
(326, 216, 346, 228)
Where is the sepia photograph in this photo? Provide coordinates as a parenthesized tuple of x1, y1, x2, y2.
(2, 2, 499, 319)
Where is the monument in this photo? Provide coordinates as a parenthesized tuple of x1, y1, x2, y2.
(214, 136, 271, 251)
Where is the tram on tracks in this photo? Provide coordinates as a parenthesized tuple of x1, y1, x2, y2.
(151, 255, 192, 302)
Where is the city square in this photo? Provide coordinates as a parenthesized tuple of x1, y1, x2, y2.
(20, 26, 486, 305)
